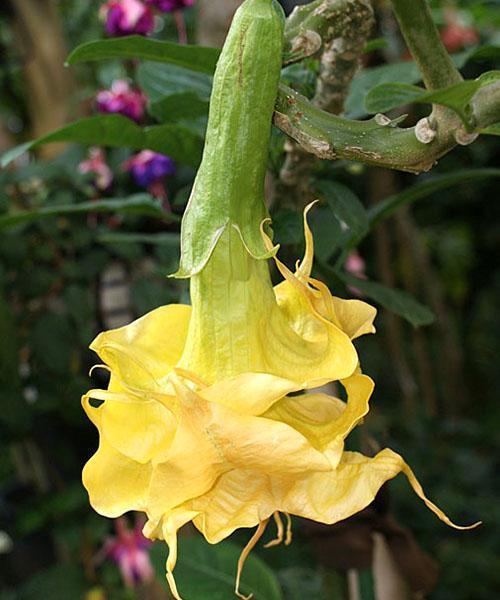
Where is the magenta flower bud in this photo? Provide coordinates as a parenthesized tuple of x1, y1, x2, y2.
(101, 0, 155, 37)
(96, 80, 147, 123)
(78, 148, 113, 191)
(123, 150, 176, 188)
(146, 0, 195, 12)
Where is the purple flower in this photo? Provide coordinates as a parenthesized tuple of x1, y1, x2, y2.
(146, 0, 195, 12)
(78, 148, 113, 191)
(101, 0, 155, 37)
(123, 150, 176, 187)
(99, 517, 154, 588)
(96, 80, 147, 123)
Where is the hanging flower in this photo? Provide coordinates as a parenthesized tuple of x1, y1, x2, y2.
(123, 151, 176, 188)
(78, 148, 113, 191)
(96, 80, 147, 123)
(98, 516, 154, 588)
(101, 0, 155, 37)
(82, 2, 480, 599)
(146, 0, 195, 12)
(82, 207, 478, 600)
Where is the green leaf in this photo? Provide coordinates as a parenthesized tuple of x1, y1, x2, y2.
(16, 565, 86, 600)
(481, 122, 500, 135)
(363, 38, 388, 53)
(67, 35, 221, 74)
(98, 231, 180, 245)
(313, 180, 369, 243)
(150, 91, 209, 123)
(345, 46, 498, 119)
(346, 60, 423, 119)
(337, 272, 435, 327)
(365, 71, 500, 127)
(137, 61, 213, 102)
(150, 537, 283, 600)
(369, 168, 500, 227)
(0, 194, 176, 230)
(1, 114, 203, 169)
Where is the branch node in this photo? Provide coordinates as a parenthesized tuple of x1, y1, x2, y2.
(374, 113, 392, 126)
(454, 128, 479, 146)
(290, 30, 322, 57)
(415, 118, 437, 144)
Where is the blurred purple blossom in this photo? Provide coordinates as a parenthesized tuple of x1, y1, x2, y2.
(146, 0, 195, 12)
(98, 517, 154, 588)
(78, 148, 113, 191)
(345, 251, 367, 297)
(123, 150, 176, 188)
(101, 0, 155, 36)
(96, 80, 147, 123)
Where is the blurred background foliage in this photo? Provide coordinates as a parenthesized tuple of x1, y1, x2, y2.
(0, 0, 499, 599)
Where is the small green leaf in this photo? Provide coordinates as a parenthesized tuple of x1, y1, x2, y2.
(365, 71, 500, 127)
(481, 122, 500, 135)
(363, 38, 388, 53)
(314, 180, 369, 243)
(0, 194, 176, 230)
(369, 168, 500, 226)
(1, 114, 203, 169)
(67, 35, 220, 74)
(150, 537, 283, 600)
(346, 46, 499, 119)
(337, 272, 435, 327)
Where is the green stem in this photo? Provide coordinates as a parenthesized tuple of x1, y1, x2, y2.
(391, 0, 462, 89)
(275, 84, 500, 174)
(283, 0, 373, 65)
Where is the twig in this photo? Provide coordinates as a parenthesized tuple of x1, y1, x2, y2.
(274, 82, 500, 174)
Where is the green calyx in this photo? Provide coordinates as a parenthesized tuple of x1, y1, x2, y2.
(173, 0, 285, 278)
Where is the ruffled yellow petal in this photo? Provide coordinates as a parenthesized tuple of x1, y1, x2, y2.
(271, 204, 376, 344)
(90, 304, 191, 389)
(282, 448, 479, 530)
(82, 437, 152, 518)
(199, 372, 302, 416)
(146, 386, 225, 519)
(189, 446, 478, 548)
(264, 373, 373, 467)
(191, 469, 274, 543)
(146, 376, 333, 520)
(82, 390, 176, 463)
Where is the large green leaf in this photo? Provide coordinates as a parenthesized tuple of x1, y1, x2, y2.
(365, 71, 500, 126)
(16, 565, 87, 600)
(150, 537, 283, 600)
(98, 231, 180, 245)
(67, 35, 220, 74)
(137, 61, 213, 102)
(1, 114, 203, 169)
(150, 91, 209, 123)
(336, 272, 435, 327)
(0, 194, 176, 230)
(369, 168, 500, 226)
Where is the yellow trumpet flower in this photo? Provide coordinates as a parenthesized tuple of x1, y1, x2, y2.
(82, 209, 478, 600)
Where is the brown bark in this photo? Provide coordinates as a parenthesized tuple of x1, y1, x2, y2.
(197, 0, 242, 47)
(11, 0, 76, 158)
